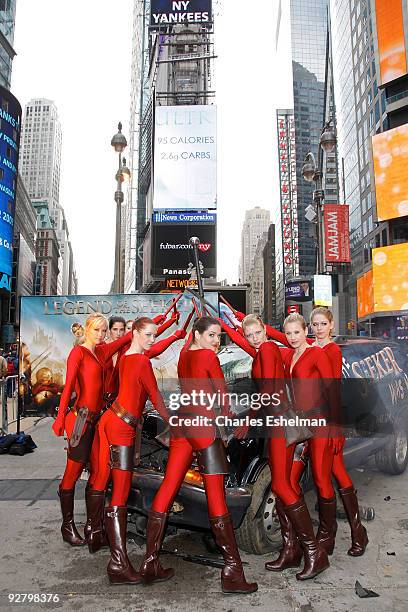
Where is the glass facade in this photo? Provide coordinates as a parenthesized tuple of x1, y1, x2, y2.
(290, 0, 328, 277)
(0, 0, 16, 89)
(330, 0, 389, 324)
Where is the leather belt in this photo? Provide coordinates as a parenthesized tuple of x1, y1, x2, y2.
(110, 400, 141, 430)
(70, 406, 103, 426)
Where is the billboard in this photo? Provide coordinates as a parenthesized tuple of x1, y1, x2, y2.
(153, 105, 217, 211)
(372, 123, 408, 221)
(357, 269, 374, 318)
(323, 204, 351, 263)
(152, 211, 216, 224)
(277, 112, 299, 279)
(285, 280, 310, 301)
(19, 292, 218, 415)
(373, 244, 408, 313)
(151, 223, 216, 277)
(375, 0, 407, 85)
(313, 274, 332, 307)
(0, 86, 22, 293)
(150, 0, 212, 29)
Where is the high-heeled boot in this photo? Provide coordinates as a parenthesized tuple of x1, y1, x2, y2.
(138, 510, 175, 584)
(284, 498, 330, 581)
(265, 497, 303, 571)
(85, 488, 108, 553)
(104, 506, 141, 584)
(316, 495, 337, 556)
(58, 488, 85, 546)
(338, 487, 368, 556)
(210, 513, 258, 594)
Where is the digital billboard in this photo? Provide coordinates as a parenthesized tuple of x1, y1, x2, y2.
(323, 204, 351, 263)
(150, 0, 212, 29)
(313, 274, 332, 307)
(375, 0, 407, 85)
(372, 123, 408, 221)
(357, 269, 374, 318)
(277, 112, 299, 278)
(152, 211, 216, 224)
(285, 280, 310, 301)
(0, 86, 22, 293)
(151, 223, 216, 277)
(373, 244, 408, 313)
(153, 105, 217, 211)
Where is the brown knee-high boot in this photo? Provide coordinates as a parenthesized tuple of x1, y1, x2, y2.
(85, 489, 108, 553)
(138, 510, 175, 584)
(316, 495, 337, 556)
(58, 488, 85, 546)
(284, 498, 329, 580)
(338, 487, 368, 556)
(84, 483, 92, 540)
(265, 498, 303, 571)
(104, 506, 141, 584)
(210, 513, 258, 594)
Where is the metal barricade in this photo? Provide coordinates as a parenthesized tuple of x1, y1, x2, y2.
(0, 375, 19, 435)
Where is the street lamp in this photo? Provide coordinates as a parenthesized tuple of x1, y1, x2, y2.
(111, 122, 130, 294)
(301, 120, 337, 275)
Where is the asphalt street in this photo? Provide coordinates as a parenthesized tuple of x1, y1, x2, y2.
(0, 417, 407, 611)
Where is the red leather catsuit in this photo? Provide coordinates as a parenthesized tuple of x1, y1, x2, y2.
(55, 332, 132, 490)
(219, 321, 300, 506)
(151, 346, 230, 518)
(264, 326, 352, 494)
(92, 330, 185, 505)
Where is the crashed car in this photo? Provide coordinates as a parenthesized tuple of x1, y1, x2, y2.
(127, 337, 408, 554)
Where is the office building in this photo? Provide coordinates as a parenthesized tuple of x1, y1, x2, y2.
(32, 201, 59, 296)
(0, 0, 16, 89)
(239, 207, 270, 285)
(263, 224, 278, 325)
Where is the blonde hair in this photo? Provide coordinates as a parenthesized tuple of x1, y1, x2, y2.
(85, 314, 108, 335)
(283, 313, 307, 330)
(310, 306, 334, 324)
(242, 314, 265, 330)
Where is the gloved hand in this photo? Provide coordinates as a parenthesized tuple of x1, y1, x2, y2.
(52, 415, 65, 437)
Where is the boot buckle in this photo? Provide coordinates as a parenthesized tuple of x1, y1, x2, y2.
(106, 510, 118, 518)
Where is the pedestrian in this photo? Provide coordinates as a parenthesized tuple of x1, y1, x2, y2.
(0, 349, 7, 379)
(137, 316, 258, 594)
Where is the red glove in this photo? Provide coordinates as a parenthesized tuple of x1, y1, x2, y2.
(52, 417, 65, 437)
(174, 328, 187, 340)
(234, 310, 246, 322)
(153, 314, 166, 325)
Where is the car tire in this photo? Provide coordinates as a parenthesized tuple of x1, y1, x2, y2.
(235, 464, 281, 554)
(375, 416, 408, 475)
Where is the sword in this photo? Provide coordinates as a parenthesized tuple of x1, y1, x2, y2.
(161, 549, 248, 569)
(185, 287, 219, 316)
(189, 237, 205, 315)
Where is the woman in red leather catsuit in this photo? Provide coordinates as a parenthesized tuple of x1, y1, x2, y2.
(104, 312, 180, 401)
(52, 314, 132, 549)
(219, 314, 329, 580)
(91, 316, 187, 584)
(137, 316, 257, 594)
(281, 308, 368, 557)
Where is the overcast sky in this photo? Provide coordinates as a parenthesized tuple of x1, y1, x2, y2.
(11, 0, 292, 294)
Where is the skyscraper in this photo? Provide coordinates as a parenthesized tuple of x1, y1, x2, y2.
(330, 0, 391, 331)
(289, 0, 329, 277)
(0, 0, 16, 89)
(19, 99, 76, 295)
(239, 207, 271, 284)
(19, 99, 62, 213)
